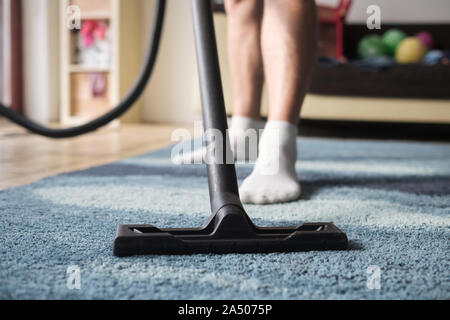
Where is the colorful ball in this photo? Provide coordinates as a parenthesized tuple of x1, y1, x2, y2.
(415, 31, 434, 50)
(395, 37, 427, 64)
(423, 50, 444, 65)
(382, 29, 407, 56)
(358, 35, 388, 59)
(442, 49, 450, 65)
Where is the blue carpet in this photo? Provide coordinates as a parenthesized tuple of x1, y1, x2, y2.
(0, 137, 449, 300)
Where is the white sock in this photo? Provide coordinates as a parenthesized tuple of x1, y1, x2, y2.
(239, 120, 301, 204)
(173, 116, 265, 164)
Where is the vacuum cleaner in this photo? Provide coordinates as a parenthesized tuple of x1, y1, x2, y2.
(0, 0, 347, 256)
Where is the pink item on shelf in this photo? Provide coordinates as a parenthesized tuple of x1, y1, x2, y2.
(80, 20, 108, 48)
(82, 33, 94, 48)
(80, 20, 98, 36)
(88, 73, 107, 97)
(94, 22, 108, 40)
(416, 31, 434, 50)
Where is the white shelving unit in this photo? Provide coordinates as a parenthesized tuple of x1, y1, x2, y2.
(60, 0, 120, 126)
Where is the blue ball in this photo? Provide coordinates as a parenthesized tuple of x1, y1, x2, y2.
(423, 50, 444, 65)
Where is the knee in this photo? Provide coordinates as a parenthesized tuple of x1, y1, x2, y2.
(225, 0, 262, 22)
(224, 0, 244, 13)
(265, 0, 316, 10)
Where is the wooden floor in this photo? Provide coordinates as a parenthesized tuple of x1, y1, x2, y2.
(0, 120, 194, 190)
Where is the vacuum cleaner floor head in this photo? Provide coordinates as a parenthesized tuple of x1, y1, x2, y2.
(114, 209, 347, 256)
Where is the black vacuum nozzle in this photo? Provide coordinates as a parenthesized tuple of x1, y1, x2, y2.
(114, 205, 347, 256)
(113, 0, 348, 256)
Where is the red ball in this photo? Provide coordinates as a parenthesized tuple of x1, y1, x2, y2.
(416, 31, 434, 50)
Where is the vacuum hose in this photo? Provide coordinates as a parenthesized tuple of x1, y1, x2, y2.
(0, 0, 166, 138)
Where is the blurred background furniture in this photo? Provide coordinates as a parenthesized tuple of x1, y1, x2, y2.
(211, 0, 450, 128)
(60, 0, 120, 125)
(316, 0, 352, 60)
(0, 0, 449, 137)
(0, 0, 23, 114)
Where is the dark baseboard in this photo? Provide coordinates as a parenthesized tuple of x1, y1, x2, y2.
(295, 119, 450, 142)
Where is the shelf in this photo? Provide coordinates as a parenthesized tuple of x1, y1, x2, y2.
(80, 11, 111, 20)
(70, 0, 112, 19)
(69, 65, 111, 73)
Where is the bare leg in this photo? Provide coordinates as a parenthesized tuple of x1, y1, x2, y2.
(262, 0, 318, 125)
(240, 0, 318, 204)
(225, 0, 264, 120)
(174, 0, 265, 164)
(173, 1, 265, 164)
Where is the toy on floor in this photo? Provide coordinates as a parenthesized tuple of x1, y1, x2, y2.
(382, 28, 407, 56)
(358, 35, 388, 59)
(423, 50, 445, 65)
(442, 50, 450, 65)
(357, 29, 447, 65)
(396, 37, 427, 64)
(415, 31, 434, 50)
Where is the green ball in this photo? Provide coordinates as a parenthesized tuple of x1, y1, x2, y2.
(382, 29, 407, 56)
(358, 35, 388, 59)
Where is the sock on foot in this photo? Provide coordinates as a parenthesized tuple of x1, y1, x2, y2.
(239, 120, 301, 204)
(173, 116, 265, 164)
